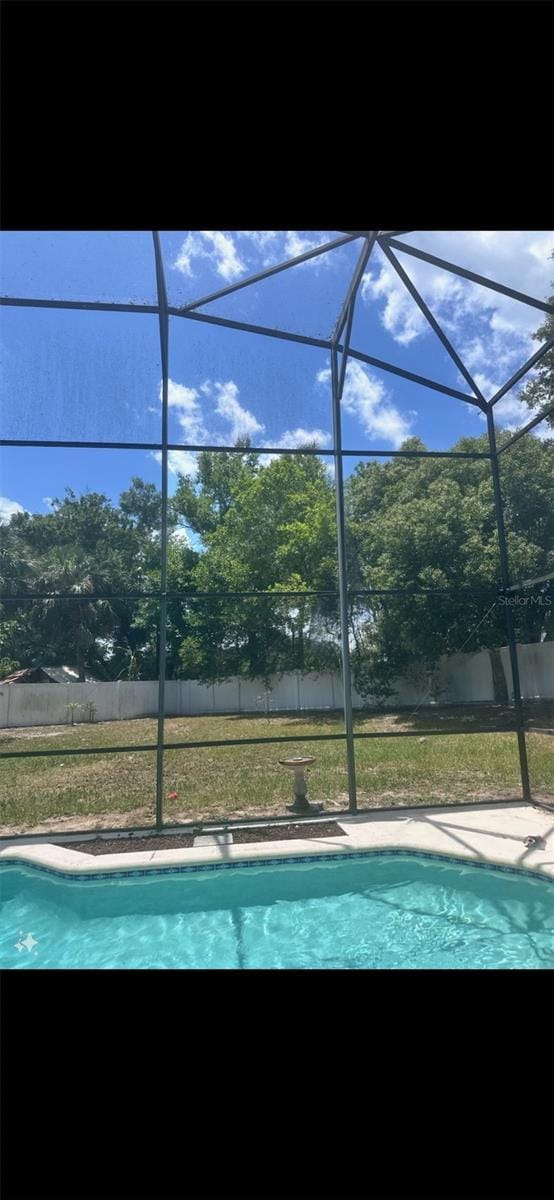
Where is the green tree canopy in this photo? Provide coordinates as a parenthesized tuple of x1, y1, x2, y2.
(518, 252, 553, 427)
(172, 449, 340, 682)
(345, 431, 553, 703)
(0, 487, 196, 681)
(1, 413, 551, 694)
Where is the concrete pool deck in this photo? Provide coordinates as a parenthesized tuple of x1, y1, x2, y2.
(0, 801, 553, 879)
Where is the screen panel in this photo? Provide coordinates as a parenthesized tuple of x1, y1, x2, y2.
(0, 749, 157, 836)
(162, 230, 362, 339)
(0, 448, 163, 595)
(164, 736, 348, 826)
(162, 593, 342, 743)
(0, 230, 157, 304)
(1, 306, 162, 443)
(353, 730, 524, 810)
(168, 318, 333, 450)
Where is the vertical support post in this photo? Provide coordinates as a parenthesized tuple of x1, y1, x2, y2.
(152, 232, 170, 830)
(331, 344, 357, 812)
(486, 409, 531, 802)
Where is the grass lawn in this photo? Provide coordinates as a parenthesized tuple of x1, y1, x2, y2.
(0, 703, 552, 834)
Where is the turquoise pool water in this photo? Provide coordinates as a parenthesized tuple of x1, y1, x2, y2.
(1, 852, 552, 969)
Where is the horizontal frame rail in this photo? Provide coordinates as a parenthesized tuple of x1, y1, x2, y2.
(0, 437, 493, 458)
(0, 724, 523, 761)
(1, 585, 499, 601)
(504, 572, 554, 592)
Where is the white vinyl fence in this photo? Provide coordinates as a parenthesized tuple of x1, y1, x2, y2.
(0, 642, 552, 729)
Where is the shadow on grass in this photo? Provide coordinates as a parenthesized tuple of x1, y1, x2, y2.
(223, 702, 550, 734)
(223, 709, 345, 729)
(365, 703, 518, 732)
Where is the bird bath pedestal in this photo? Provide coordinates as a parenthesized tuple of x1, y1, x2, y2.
(279, 755, 322, 815)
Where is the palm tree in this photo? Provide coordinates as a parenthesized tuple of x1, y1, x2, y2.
(0, 520, 37, 593)
(36, 552, 117, 681)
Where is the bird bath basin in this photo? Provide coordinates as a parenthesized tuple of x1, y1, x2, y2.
(278, 755, 322, 815)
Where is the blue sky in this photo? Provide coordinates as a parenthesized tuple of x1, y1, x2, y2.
(0, 230, 552, 525)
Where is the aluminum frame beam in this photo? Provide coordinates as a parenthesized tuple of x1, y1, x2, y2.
(504, 571, 554, 593)
(331, 344, 358, 814)
(179, 233, 360, 312)
(152, 232, 170, 831)
(379, 240, 488, 408)
(0, 438, 492, 456)
(1, 585, 497, 602)
(344, 345, 482, 406)
(486, 409, 531, 802)
(490, 339, 554, 408)
(333, 233, 377, 344)
(497, 404, 554, 452)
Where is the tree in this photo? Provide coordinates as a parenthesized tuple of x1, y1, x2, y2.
(2, 414, 550, 698)
(0, 480, 201, 682)
(518, 254, 553, 428)
(173, 449, 340, 682)
(1, 489, 155, 680)
(346, 433, 553, 704)
(172, 441, 260, 539)
(119, 477, 164, 534)
(35, 552, 116, 681)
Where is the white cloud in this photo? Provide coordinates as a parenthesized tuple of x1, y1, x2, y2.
(472, 371, 502, 398)
(169, 526, 192, 546)
(151, 449, 198, 478)
(240, 230, 333, 262)
(324, 459, 336, 481)
(317, 360, 413, 449)
(361, 260, 427, 345)
(42, 497, 55, 511)
(172, 230, 340, 283)
(212, 380, 265, 441)
(158, 375, 264, 447)
(270, 427, 332, 450)
(166, 380, 199, 410)
(163, 378, 207, 442)
(392, 231, 552, 315)
(168, 449, 198, 477)
(472, 387, 552, 438)
(258, 427, 332, 467)
(532, 420, 553, 442)
(0, 496, 26, 524)
(491, 389, 549, 434)
(173, 231, 246, 282)
(360, 232, 553, 391)
(282, 231, 334, 267)
(240, 231, 279, 252)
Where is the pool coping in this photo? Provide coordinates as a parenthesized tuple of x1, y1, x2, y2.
(1, 802, 552, 881)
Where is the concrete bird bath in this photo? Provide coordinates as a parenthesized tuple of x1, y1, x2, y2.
(279, 755, 322, 815)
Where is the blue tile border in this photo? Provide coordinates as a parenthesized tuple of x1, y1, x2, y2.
(0, 847, 551, 885)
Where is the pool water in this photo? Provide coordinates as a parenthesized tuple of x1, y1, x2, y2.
(1, 853, 552, 969)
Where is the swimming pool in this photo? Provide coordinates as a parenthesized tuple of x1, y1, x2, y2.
(1, 851, 552, 968)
